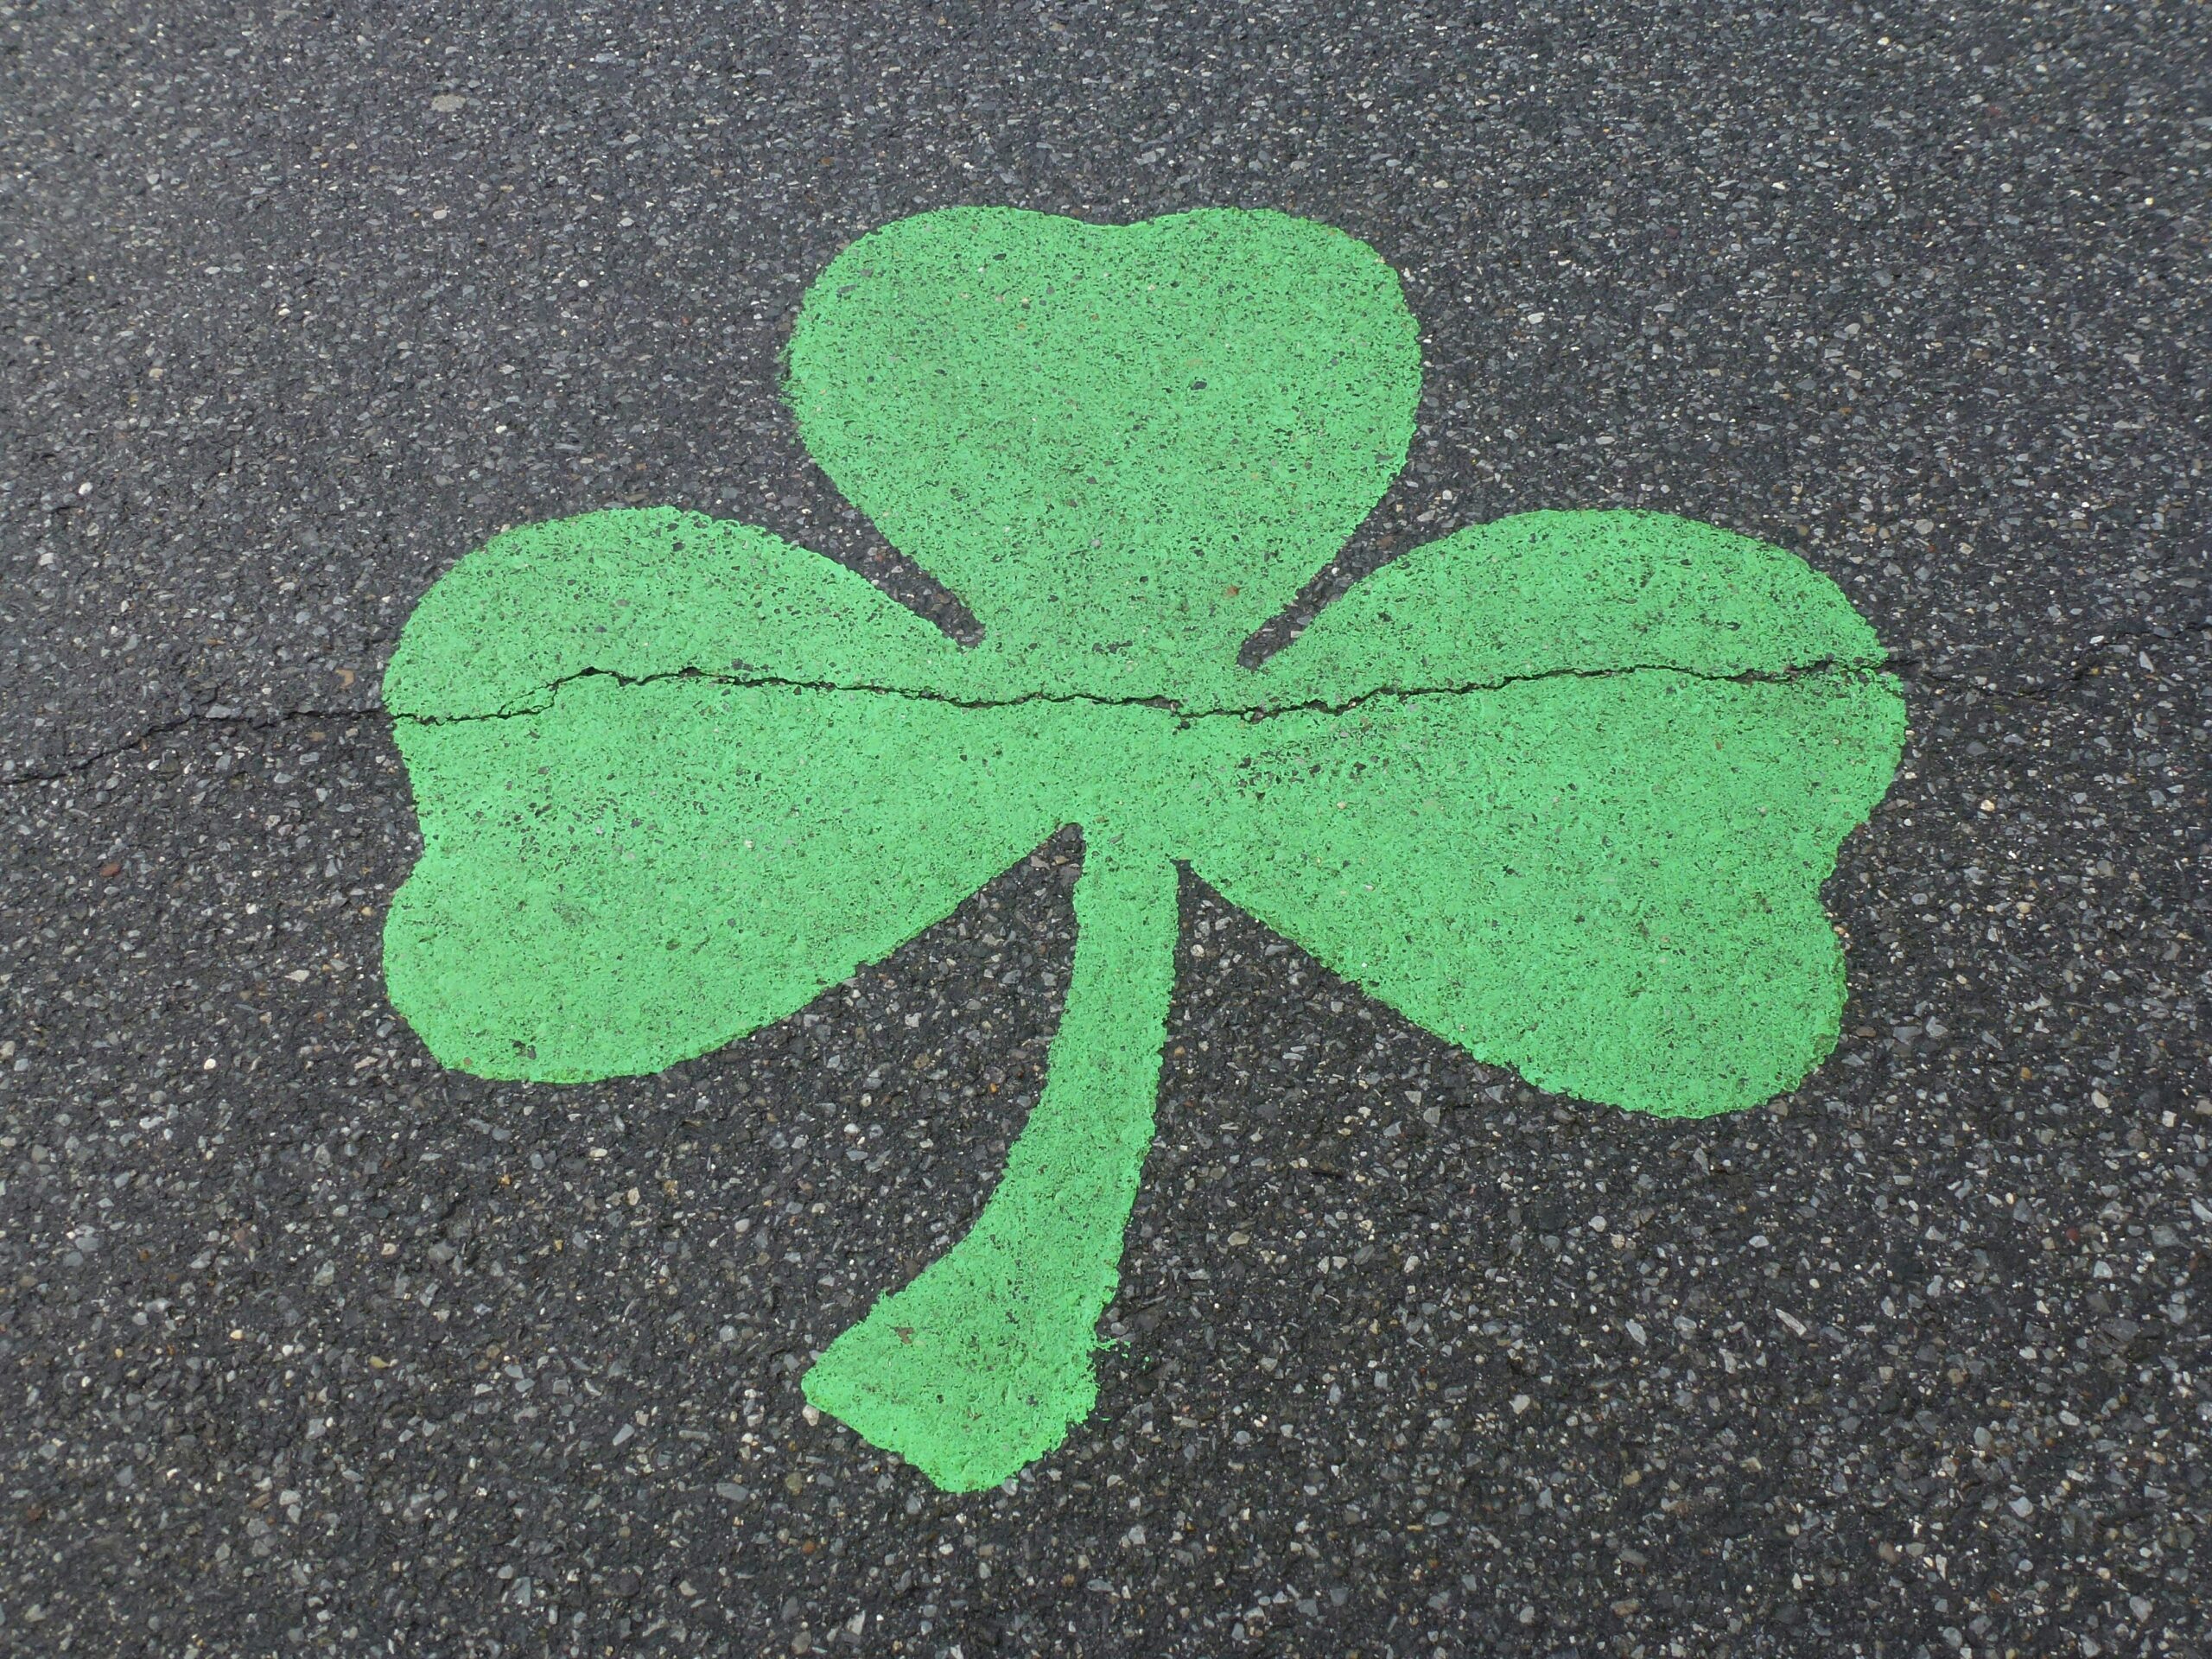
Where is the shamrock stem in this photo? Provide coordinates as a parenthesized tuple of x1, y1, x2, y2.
(802, 827, 1179, 1491)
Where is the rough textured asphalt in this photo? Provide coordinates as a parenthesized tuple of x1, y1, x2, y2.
(3, 3, 2208, 1655)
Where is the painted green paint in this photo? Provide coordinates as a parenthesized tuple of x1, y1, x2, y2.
(382, 207, 1906, 1492)
(802, 833, 1179, 1491)
(784, 207, 1423, 706)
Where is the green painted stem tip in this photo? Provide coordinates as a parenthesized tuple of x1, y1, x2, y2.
(802, 834, 1178, 1491)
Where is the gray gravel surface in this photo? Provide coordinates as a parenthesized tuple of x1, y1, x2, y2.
(3, 3, 2208, 1656)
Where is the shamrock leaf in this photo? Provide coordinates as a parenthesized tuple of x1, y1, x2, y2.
(382, 207, 1904, 1492)
(785, 206, 1421, 702)
(1195, 509, 1906, 1116)
(383, 509, 1057, 1082)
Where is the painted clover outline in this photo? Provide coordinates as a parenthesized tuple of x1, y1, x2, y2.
(382, 207, 1906, 1491)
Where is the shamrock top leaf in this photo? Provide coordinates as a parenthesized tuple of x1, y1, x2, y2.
(785, 207, 1421, 702)
(381, 207, 1905, 1492)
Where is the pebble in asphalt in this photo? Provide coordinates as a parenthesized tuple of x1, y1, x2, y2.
(3, 3, 2207, 1655)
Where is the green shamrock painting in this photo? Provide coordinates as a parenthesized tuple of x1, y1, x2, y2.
(381, 207, 1906, 1491)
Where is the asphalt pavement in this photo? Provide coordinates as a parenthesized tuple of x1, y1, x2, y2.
(3, 3, 2207, 1655)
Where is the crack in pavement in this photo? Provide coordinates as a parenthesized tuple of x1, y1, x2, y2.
(2, 705, 384, 787)
(390, 654, 1894, 726)
(1, 652, 2091, 786)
